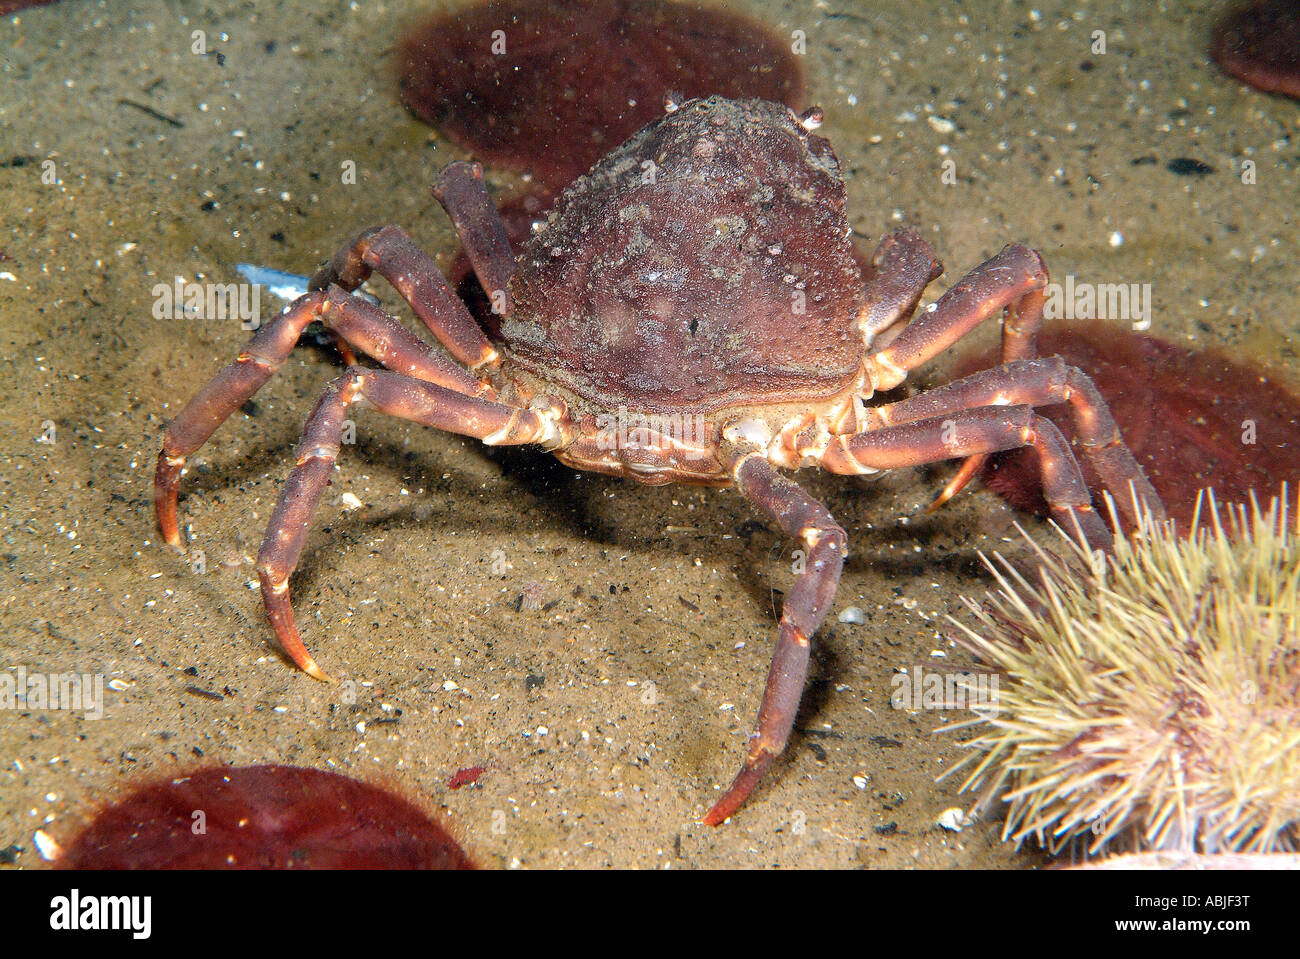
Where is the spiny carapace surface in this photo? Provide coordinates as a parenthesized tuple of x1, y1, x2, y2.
(155, 96, 1163, 825)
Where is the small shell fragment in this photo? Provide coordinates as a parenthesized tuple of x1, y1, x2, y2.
(838, 606, 866, 625)
(937, 807, 969, 832)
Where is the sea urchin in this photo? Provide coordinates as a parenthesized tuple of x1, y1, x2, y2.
(942, 488, 1300, 857)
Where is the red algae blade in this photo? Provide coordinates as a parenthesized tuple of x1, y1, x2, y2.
(56, 765, 475, 869)
(1211, 0, 1300, 100)
(399, 0, 805, 188)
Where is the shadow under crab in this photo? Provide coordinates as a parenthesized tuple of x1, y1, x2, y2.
(154, 96, 1163, 826)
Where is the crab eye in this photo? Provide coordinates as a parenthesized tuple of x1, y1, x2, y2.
(796, 106, 824, 132)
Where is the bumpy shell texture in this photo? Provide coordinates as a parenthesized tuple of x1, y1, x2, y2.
(505, 96, 864, 414)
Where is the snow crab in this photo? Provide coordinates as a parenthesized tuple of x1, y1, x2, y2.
(154, 96, 1163, 825)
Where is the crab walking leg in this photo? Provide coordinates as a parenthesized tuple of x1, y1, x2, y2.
(862, 243, 1050, 503)
(822, 406, 1113, 549)
(856, 229, 944, 348)
(863, 243, 1048, 393)
(934, 253, 1049, 504)
(154, 287, 491, 548)
(256, 367, 562, 682)
(433, 162, 516, 315)
(702, 453, 847, 826)
(863, 357, 1165, 525)
(309, 225, 498, 370)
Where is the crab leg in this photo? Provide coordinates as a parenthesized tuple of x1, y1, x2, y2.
(934, 249, 1047, 503)
(862, 357, 1164, 526)
(863, 243, 1047, 393)
(822, 405, 1113, 549)
(862, 243, 1051, 504)
(310, 225, 498, 369)
(154, 286, 491, 548)
(702, 453, 847, 825)
(857, 229, 943, 348)
(433, 162, 516, 316)
(255, 367, 561, 681)
(929, 298, 1048, 510)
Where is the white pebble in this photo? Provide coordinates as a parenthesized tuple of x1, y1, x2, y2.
(33, 828, 62, 861)
(838, 606, 866, 625)
(937, 807, 970, 831)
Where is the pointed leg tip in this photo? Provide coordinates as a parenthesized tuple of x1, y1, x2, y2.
(156, 510, 184, 550)
(699, 754, 775, 827)
(928, 454, 987, 513)
(301, 658, 335, 684)
(700, 785, 743, 827)
(154, 453, 186, 549)
(924, 490, 953, 515)
(925, 479, 962, 514)
(700, 808, 730, 827)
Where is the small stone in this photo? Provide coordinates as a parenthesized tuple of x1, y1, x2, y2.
(937, 807, 969, 832)
(33, 829, 61, 862)
(838, 606, 866, 624)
